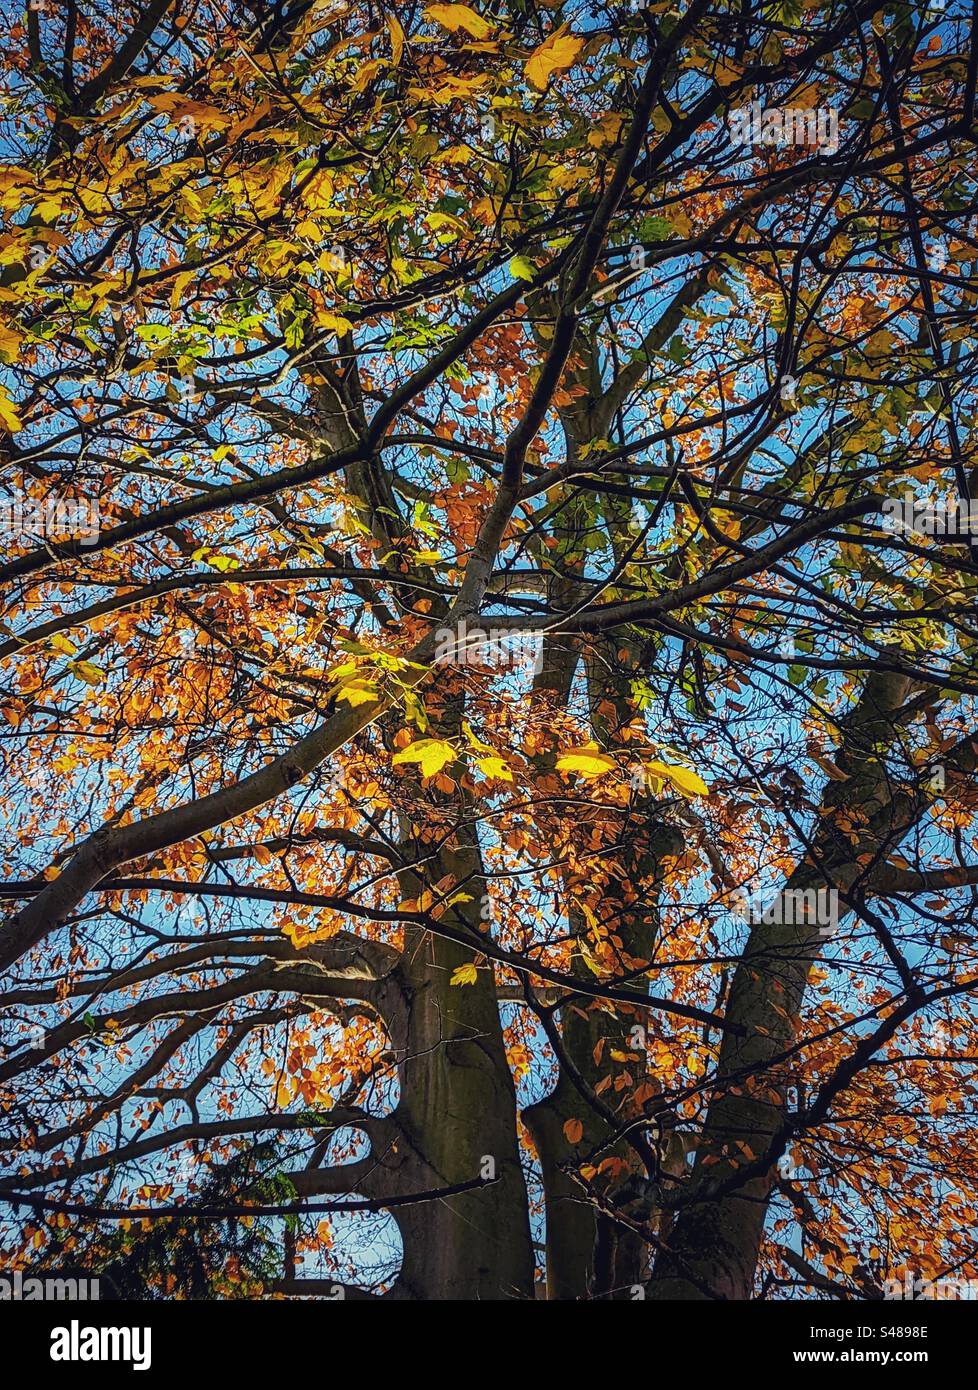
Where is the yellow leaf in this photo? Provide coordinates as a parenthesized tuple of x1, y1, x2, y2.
(332, 676, 380, 707)
(392, 737, 457, 778)
(0, 323, 23, 363)
(144, 94, 230, 132)
(461, 718, 493, 753)
(712, 506, 740, 539)
(450, 962, 478, 986)
(438, 144, 475, 165)
(426, 210, 464, 234)
(68, 659, 105, 687)
(689, 53, 742, 88)
(350, 57, 384, 94)
(644, 759, 709, 797)
(410, 71, 492, 104)
(587, 112, 627, 149)
(388, 12, 405, 64)
(253, 844, 272, 866)
(525, 30, 583, 89)
(556, 745, 615, 779)
(424, 3, 492, 39)
(476, 754, 513, 782)
(0, 385, 22, 433)
(169, 269, 195, 315)
(316, 310, 355, 337)
(206, 553, 240, 573)
(577, 936, 605, 977)
(563, 1117, 584, 1145)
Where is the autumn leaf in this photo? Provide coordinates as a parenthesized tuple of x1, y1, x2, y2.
(587, 111, 627, 150)
(392, 737, 457, 778)
(644, 759, 709, 798)
(424, 4, 492, 39)
(0, 323, 23, 363)
(0, 385, 22, 433)
(475, 754, 513, 782)
(144, 94, 230, 131)
(556, 745, 616, 779)
(328, 662, 381, 707)
(387, 12, 405, 65)
(205, 553, 240, 573)
(811, 752, 848, 782)
(525, 30, 583, 89)
(3, 0, 973, 1309)
(461, 718, 493, 753)
(577, 937, 605, 977)
(713, 58, 743, 87)
(316, 310, 355, 337)
(332, 677, 380, 707)
(67, 659, 106, 687)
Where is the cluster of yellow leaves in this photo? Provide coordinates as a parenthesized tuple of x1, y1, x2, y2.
(555, 743, 709, 797)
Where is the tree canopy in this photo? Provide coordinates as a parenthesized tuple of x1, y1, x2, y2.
(2, 0, 978, 1301)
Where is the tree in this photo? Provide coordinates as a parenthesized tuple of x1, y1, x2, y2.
(1, 0, 978, 1301)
